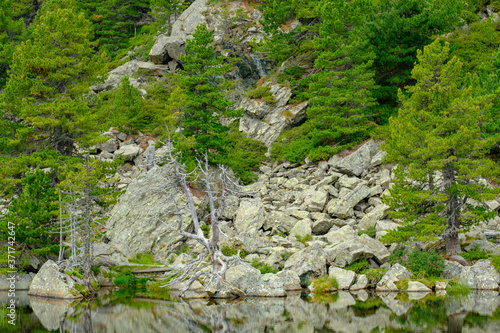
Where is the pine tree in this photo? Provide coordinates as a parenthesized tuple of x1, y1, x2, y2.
(178, 24, 239, 163)
(2, 0, 96, 154)
(382, 40, 500, 255)
(112, 76, 144, 130)
(273, 0, 377, 162)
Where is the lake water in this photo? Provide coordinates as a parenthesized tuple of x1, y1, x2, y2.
(1, 289, 500, 332)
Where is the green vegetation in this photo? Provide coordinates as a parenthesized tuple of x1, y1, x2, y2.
(221, 245, 248, 258)
(491, 255, 500, 274)
(461, 246, 489, 262)
(251, 258, 279, 274)
(246, 86, 275, 104)
(114, 270, 137, 289)
(128, 253, 162, 265)
(447, 282, 471, 293)
(358, 226, 376, 238)
(346, 259, 370, 274)
(311, 276, 338, 293)
(388, 248, 444, 278)
(382, 40, 500, 255)
(295, 234, 313, 244)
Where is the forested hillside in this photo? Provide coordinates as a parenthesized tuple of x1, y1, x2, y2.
(1, 0, 500, 271)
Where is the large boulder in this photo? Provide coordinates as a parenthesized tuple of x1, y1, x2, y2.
(149, 0, 208, 64)
(264, 211, 298, 235)
(106, 166, 203, 258)
(276, 270, 302, 290)
(328, 267, 356, 290)
(234, 198, 266, 233)
(324, 233, 390, 267)
(376, 263, 412, 292)
(288, 218, 312, 240)
(28, 260, 82, 299)
(301, 189, 328, 212)
(465, 239, 500, 255)
(283, 243, 327, 287)
(324, 225, 358, 246)
(334, 140, 381, 176)
(113, 144, 140, 162)
(458, 260, 500, 290)
(358, 204, 390, 230)
(327, 184, 371, 218)
(225, 265, 286, 296)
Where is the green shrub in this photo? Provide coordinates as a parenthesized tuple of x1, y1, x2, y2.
(221, 245, 247, 258)
(226, 123, 267, 184)
(388, 248, 445, 278)
(128, 253, 160, 265)
(346, 260, 370, 274)
(114, 270, 136, 289)
(246, 86, 275, 103)
(295, 234, 313, 244)
(447, 282, 471, 293)
(358, 226, 376, 238)
(251, 258, 278, 274)
(365, 268, 386, 288)
(406, 249, 445, 278)
(311, 276, 338, 294)
(491, 255, 500, 274)
(461, 246, 489, 262)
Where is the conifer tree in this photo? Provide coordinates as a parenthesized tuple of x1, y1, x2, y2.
(2, 0, 96, 154)
(382, 40, 500, 255)
(112, 76, 144, 130)
(178, 24, 239, 163)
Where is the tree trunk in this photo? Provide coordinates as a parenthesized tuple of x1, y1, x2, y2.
(442, 162, 462, 255)
(83, 180, 96, 295)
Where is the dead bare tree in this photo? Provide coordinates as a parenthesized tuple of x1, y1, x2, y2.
(158, 142, 248, 297)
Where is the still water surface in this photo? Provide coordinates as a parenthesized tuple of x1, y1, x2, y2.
(1, 289, 500, 332)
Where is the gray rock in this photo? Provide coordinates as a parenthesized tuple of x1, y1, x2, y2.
(328, 267, 356, 290)
(337, 175, 362, 189)
(225, 265, 285, 296)
(221, 195, 239, 220)
(312, 218, 334, 235)
(106, 166, 201, 258)
(264, 211, 298, 235)
(376, 263, 412, 292)
(302, 189, 328, 212)
(436, 281, 447, 290)
(234, 198, 266, 233)
(239, 93, 308, 148)
(324, 225, 358, 246)
(114, 145, 140, 162)
(97, 138, 119, 153)
(458, 260, 500, 290)
(325, 241, 371, 268)
(337, 140, 381, 176)
(203, 274, 245, 298)
(358, 204, 390, 230)
(407, 281, 431, 292)
(276, 270, 302, 290)
(289, 218, 312, 239)
(28, 260, 82, 299)
(443, 260, 464, 279)
(350, 274, 368, 290)
(358, 234, 390, 264)
(29, 296, 75, 331)
(327, 184, 371, 218)
(284, 243, 327, 287)
(465, 239, 500, 255)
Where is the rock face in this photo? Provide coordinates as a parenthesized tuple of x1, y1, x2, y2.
(328, 267, 356, 290)
(28, 260, 82, 299)
(376, 264, 412, 292)
(106, 166, 203, 258)
(458, 260, 500, 290)
(407, 281, 431, 292)
(283, 243, 326, 287)
(234, 198, 266, 233)
(239, 84, 308, 148)
(225, 265, 286, 296)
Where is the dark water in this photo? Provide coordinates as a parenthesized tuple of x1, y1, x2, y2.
(1, 289, 500, 332)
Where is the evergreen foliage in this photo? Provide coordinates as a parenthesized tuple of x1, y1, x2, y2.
(272, 0, 377, 162)
(2, 0, 98, 154)
(382, 40, 500, 254)
(178, 24, 240, 163)
(0, 170, 59, 256)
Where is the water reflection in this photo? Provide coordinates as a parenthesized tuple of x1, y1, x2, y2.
(1, 290, 499, 332)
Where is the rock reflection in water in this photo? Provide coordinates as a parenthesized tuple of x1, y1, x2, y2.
(1, 290, 500, 332)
